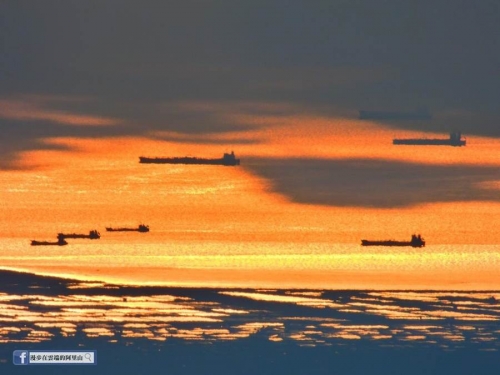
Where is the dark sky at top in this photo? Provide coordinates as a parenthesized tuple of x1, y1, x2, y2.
(1, 0, 499, 169)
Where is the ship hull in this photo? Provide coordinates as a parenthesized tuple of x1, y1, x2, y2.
(393, 139, 466, 147)
(59, 235, 98, 239)
(361, 240, 425, 248)
(139, 157, 240, 166)
(106, 228, 149, 232)
(58, 231, 100, 240)
(31, 240, 68, 246)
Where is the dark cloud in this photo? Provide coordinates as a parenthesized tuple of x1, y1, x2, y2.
(244, 157, 500, 208)
(2, 1, 498, 103)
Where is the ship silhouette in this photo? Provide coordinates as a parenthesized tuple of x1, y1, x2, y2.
(106, 224, 150, 232)
(393, 132, 466, 147)
(57, 230, 100, 240)
(139, 151, 240, 166)
(31, 238, 68, 246)
(361, 234, 425, 247)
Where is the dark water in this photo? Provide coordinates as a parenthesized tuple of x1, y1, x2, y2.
(1, 270, 499, 374)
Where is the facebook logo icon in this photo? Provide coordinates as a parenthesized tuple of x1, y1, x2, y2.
(13, 350, 29, 365)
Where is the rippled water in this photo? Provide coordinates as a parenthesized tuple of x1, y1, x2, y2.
(1, 272, 499, 350)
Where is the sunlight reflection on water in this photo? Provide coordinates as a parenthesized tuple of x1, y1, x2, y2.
(0, 272, 499, 352)
(1, 239, 499, 289)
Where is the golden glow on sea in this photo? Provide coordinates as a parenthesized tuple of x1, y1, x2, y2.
(2, 106, 500, 289)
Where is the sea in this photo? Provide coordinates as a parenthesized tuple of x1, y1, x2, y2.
(1, 120, 500, 373)
(0, 270, 499, 375)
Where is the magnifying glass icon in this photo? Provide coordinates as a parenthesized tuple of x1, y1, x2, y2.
(84, 353, 92, 362)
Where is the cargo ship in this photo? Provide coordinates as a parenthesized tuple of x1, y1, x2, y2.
(31, 238, 68, 246)
(106, 224, 149, 233)
(57, 230, 100, 240)
(139, 151, 240, 166)
(361, 234, 425, 247)
(393, 132, 466, 147)
(359, 108, 431, 121)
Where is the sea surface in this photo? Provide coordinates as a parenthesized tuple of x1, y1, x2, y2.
(2, 119, 500, 373)
(0, 127, 500, 290)
(2, 121, 500, 289)
(0, 270, 499, 374)
(1, 240, 500, 290)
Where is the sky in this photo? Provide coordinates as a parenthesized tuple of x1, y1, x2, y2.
(1, 1, 499, 167)
(1, 1, 499, 198)
(1, 1, 500, 289)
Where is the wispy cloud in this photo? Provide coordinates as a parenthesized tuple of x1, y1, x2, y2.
(0, 98, 118, 126)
